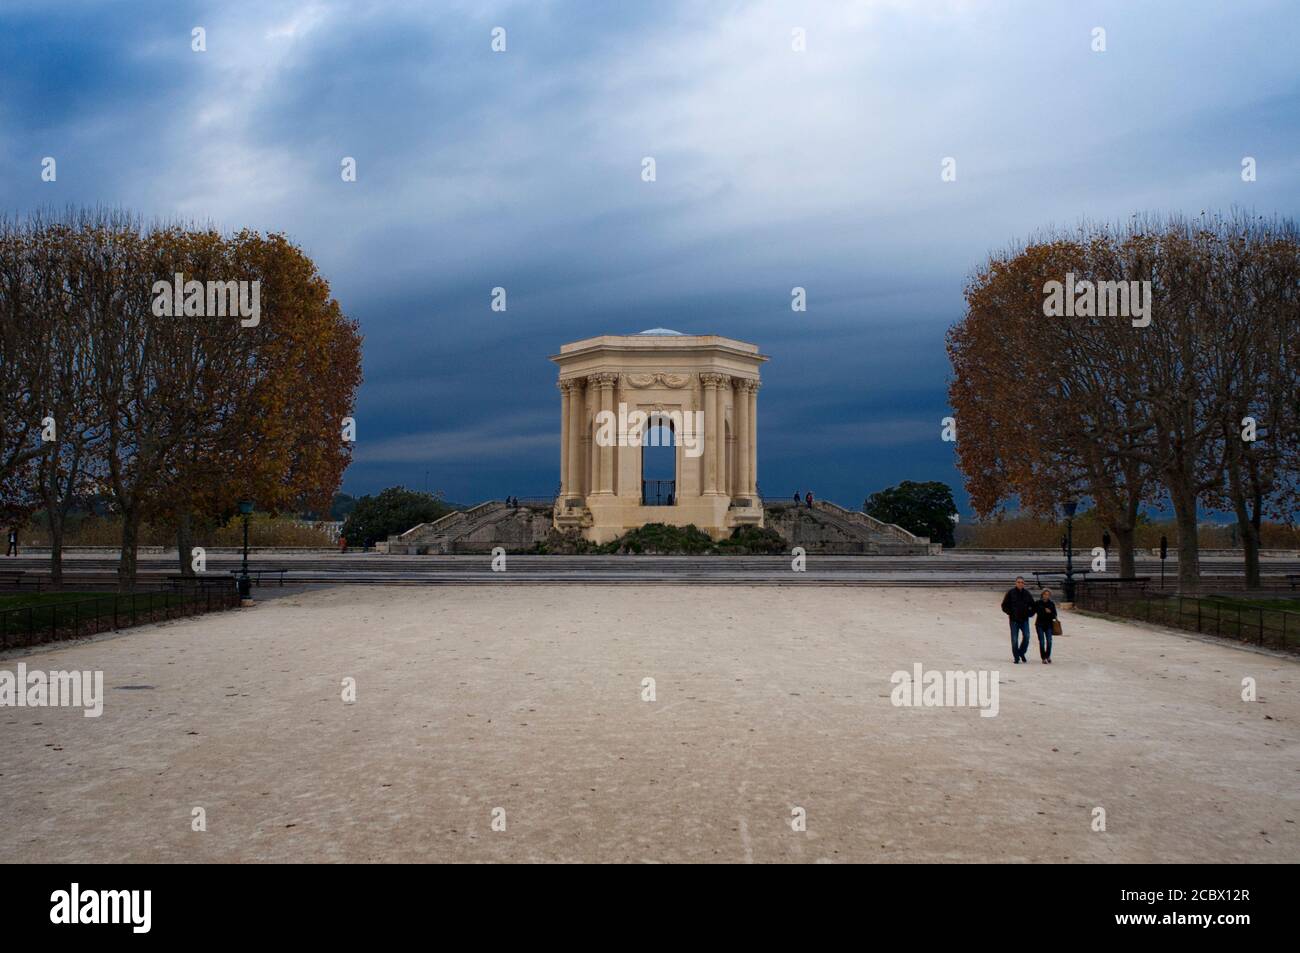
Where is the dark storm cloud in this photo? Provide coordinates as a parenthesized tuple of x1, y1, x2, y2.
(2, 0, 1297, 507)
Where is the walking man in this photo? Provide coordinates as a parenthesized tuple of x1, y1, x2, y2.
(5, 527, 17, 557)
(1001, 576, 1035, 664)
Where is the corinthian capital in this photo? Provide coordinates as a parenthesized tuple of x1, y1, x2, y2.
(699, 372, 730, 389)
(588, 372, 619, 387)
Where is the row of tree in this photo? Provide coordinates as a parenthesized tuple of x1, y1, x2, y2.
(0, 210, 363, 589)
(948, 212, 1300, 588)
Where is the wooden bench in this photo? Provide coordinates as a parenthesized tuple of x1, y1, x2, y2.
(168, 574, 235, 590)
(228, 567, 290, 588)
(0, 569, 33, 591)
(1031, 570, 1090, 590)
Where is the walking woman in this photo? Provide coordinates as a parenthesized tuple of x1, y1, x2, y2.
(1033, 588, 1058, 663)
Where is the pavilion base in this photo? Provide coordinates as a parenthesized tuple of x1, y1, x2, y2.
(574, 494, 764, 544)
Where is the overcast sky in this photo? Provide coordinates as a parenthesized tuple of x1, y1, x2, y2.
(3, 0, 1297, 510)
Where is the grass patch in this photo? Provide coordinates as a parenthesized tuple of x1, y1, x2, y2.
(0, 591, 108, 612)
(1197, 595, 1300, 614)
(0, 590, 212, 639)
(1086, 591, 1300, 651)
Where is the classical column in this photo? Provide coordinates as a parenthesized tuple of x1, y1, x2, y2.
(747, 381, 759, 496)
(558, 379, 571, 498)
(567, 378, 585, 498)
(733, 379, 750, 499)
(593, 373, 617, 495)
(699, 374, 722, 494)
(713, 375, 729, 499)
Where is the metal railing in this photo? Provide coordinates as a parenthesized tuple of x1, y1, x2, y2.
(1, 579, 239, 650)
(814, 500, 931, 545)
(1076, 581, 1300, 651)
(642, 480, 676, 506)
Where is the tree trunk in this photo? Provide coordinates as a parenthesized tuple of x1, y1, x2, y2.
(1113, 525, 1136, 579)
(118, 511, 140, 592)
(177, 513, 194, 576)
(1240, 515, 1261, 590)
(1225, 440, 1264, 590)
(1171, 493, 1200, 592)
(40, 442, 82, 594)
(49, 521, 64, 590)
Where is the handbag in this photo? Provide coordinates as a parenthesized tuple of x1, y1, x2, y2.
(1051, 618, 1063, 636)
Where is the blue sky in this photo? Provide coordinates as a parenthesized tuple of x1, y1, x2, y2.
(3, 0, 1298, 512)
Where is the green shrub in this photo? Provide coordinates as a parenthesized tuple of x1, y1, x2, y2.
(715, 524, 787, 554)
(601, 523, 715, 554)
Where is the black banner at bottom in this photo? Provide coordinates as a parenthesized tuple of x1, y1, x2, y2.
(0, 863, 1285, 940)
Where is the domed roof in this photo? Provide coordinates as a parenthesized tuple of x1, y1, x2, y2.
(637, 327, 685, 336)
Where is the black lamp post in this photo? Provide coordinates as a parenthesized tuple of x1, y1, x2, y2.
(238, 499, 254, 601)
(1062, 500, 1078, 602)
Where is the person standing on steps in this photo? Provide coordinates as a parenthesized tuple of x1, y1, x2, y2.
(1101, 530, 1111, 556)
(805, 491, 814, 509)
(793, 490, 801, 505)
(1001, 576, 1035, 664)
(5, 527, 16, 557)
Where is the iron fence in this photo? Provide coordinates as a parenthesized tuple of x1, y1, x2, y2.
(1, 579, 239, 650)
(1076, 581, 1300, 652)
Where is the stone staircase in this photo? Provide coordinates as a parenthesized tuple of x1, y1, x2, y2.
(814, 500, 937, 554)
(388, 501, 553, 554)
(765, 500, 936, 554)
(389, 498, 936, 556)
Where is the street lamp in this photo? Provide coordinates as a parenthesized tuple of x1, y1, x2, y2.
(1061, 500, 1078, 603)
(238, 499, 254, 603)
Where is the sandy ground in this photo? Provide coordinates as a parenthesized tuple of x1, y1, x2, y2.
(1, 585, 1296, 863)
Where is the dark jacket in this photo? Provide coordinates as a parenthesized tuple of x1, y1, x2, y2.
(1001, 587, 1036, 623)
(1032, 598, 1058, 629)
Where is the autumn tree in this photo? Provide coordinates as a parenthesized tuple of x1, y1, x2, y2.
(0, 217, 50, 508)
(32, 218, 109, 587)
(1203, 220, 1300, 586)
(152, 229, 363, 575)
(949, 237, 1157, 578)
(950, 213, 1300, 589)
(0, 212, 362, 590)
